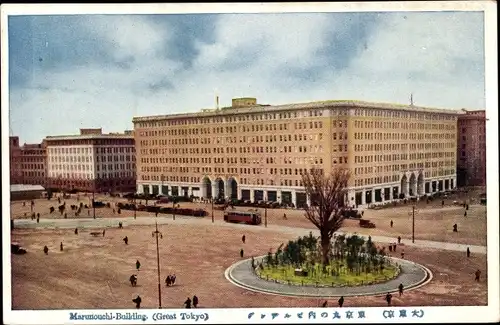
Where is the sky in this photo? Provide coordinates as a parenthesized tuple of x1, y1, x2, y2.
(7, 10, 486, 144)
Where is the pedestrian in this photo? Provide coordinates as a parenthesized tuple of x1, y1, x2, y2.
(240, 248, 244, 258)
(390, 220, 393, 228)
(385, 292, 392, 306)
(103, 229, 106, 237)
(242, 235, 246, 244)
(75, 228, 78, 235)
(401, 250, 405, 259)
(338, 296, 344, 307)
(322, 300, 328, 307)
(166, 275, 171, 286)
(130, 274, 137, 286)
(453, 224, 458, 232)
(36, 216, 40, 223)
(184, 297, 192, 309)
(467, 247, 471, 258)
(193, 295, 199, 308)
(124, 236, 129, 245)
(475, 269, 481, 282)
(132, 295, 142, 309)
(60, 242, 64, 251)
(172, 274, 176, 285)
(389, 245, 393, 252)
(464, 210, 467, 217)
(43, 245, 49, 255)
(37, 213, 40, 219)
(398, 283, 404, 296)
(442, 200, 444, 207)
(397, 236, 401, 244)
(283, 213, 287, 220)
(393, 243, 397, 252)
(136, 260, 141, 271)
(23, 202, 26, 207)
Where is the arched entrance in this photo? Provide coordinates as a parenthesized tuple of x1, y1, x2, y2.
(400, 175, 408, 197)
(201, 176, 212, 199)
(215, 177, 225, 199)
(409, 173, 417, 197)
(226, 177, 238, 200)
(417, 172, 424, 195)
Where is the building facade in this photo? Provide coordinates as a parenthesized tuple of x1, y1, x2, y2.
(9, 136, 23, 184)
(133, 98, 460, 208)
(9, 137, 47, 187)
(457, 110, 486, 187)
(45, 128, 136, 193)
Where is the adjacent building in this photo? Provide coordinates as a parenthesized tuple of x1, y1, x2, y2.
(457, 110, 487, 187)
(45, 128, 136, 193)
(9, 137, 47, 187)
(133, 97, 461, 208)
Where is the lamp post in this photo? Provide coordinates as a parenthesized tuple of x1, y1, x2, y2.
(264, 192, 268, 228)
(152, 219, 163, 308)
(408, 205, 419, 243)
(211, 196, 215, 223)
(172, 200, 176, 221)
(92, 186, 96, 219)
(161, 174, 164, 195)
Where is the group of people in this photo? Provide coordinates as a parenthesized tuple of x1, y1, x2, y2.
(165, 274, 177, 286)
(183, 295, 199, 308)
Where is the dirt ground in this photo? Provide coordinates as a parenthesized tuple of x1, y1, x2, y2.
(11, 192, 487, 246)
(10, 223, 487, 309)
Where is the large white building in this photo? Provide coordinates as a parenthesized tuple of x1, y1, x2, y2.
(45, 128, 136, 192)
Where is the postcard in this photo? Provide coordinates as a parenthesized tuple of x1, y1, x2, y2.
(2, 2, 498, 324)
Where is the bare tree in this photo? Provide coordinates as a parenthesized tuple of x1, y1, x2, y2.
(302, 168, 350, 266)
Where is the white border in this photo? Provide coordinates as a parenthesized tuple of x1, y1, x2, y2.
(2, 2, 498, 324)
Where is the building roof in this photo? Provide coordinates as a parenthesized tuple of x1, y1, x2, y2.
(132, 99, 468, 123)
(10, 184, 45, 192)
(45, 134, 134, 142)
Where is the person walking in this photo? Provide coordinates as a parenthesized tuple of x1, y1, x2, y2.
(136, 260, 141, 271)
(132, 295, 142, 309)
(398, 283, 404, 296)
(338, 296, 344, 307)
(43, 245, 49, 255)
(184, 297, 192, 309)
(123, 236, 129, 245)
(60, 242, 64, 251)
(390, 220, 393, 228)
(475, 269, 481, 282)
(467, 247, 471, 258)
(193, 295, 199, 308)
(397, 236, 402, 244)
(385, 292, 392, 306)
(242, 235, 246, 244)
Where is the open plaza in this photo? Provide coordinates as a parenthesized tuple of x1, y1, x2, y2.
(10, 188, 488, 309)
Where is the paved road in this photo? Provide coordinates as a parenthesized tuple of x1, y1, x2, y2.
(13, 215, 486, 254)
(226, 256, 431, 298)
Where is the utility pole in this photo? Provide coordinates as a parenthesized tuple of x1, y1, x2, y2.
(92, 187, 96, 219)
(152, 219, 163, 308)
(211, 197, 214, 223)
(408, 205, 419, 243)
(264, 193, 268, 228)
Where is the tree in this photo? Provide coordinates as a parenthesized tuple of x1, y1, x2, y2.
(302, 168, 350, 266)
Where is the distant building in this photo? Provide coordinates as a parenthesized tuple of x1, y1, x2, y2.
(9, 137, 47, 187)
(10, 184, 45, 201)
(457, 110, 486, 187)
(45, 128, 136, 193)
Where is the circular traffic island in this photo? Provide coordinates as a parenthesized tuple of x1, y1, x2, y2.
(225, 234, 432, 298)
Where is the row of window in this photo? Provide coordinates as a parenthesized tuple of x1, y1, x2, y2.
(353, 169, 455, 187)
(21, 163, 44, 170)
(49, 171, 135, 179)
(48, 146, 134, 155)
(96, 163, 136, 171)
(354, 152, 455, 164)
(136, 108, 330, 129)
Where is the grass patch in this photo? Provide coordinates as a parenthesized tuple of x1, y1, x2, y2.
(258, 261, 399, 287)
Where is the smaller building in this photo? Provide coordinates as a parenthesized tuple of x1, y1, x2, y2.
(10, 184, 45, 201)
(457, 110, 486, 187)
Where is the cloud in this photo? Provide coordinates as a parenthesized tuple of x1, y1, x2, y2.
(7, 11, 486, 144)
